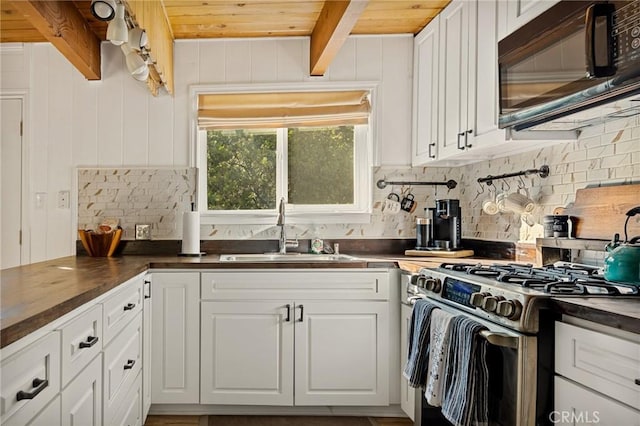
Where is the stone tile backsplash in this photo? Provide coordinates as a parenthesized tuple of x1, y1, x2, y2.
(76, 118, 639, 244)
(78, 168, 197, 240)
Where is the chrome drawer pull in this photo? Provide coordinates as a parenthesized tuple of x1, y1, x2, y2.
(123, 303, 136, 311)
(16, 378, 48, 401)
(124, 359, 136, 370)
(79, 336, 99, 348)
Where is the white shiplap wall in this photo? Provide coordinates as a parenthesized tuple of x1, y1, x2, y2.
(0, 36, 414, 263)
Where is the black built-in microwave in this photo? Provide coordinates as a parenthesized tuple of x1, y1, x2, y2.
(498, 0, 640, 131)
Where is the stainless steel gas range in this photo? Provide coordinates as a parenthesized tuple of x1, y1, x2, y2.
(401, 262, 639, 426)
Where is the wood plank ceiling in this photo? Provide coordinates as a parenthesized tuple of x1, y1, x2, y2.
(0, 1, 450, 91)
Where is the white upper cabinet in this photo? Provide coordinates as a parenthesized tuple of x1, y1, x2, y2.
(438, 0, 473, 159)
(413, 0, 506, 166)
(412, 16, 440, 165)
(505, 0, 560, 36)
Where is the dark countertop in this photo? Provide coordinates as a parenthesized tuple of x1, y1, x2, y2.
(3, 254, 639, 349)
(551, 297, 640, 335)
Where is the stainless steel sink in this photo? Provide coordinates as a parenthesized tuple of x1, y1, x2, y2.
(218, 253, 360, 262)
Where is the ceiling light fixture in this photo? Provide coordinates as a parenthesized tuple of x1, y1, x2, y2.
(90, 0, 116, 21)
(106, 3, 128, 45)
(128, 27, 148, 51)
(121, 43, 147, 75)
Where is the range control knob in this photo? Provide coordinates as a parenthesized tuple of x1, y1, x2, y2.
(425, 278, 442, 293)
(416, 276, 428, 288)
(470, 292, 490, 307)
(410, 275, 419, 286)
(496, 300, 523, 320)
(482, 295, 505, 312)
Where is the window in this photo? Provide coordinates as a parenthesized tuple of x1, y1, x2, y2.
(193, 83, 376, 225)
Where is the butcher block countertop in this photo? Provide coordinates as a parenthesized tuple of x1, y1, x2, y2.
(2, 254, 639, 348)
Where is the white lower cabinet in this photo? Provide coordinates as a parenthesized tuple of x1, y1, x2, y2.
(0, 332, 61, 426)
(294, 301, 388, 406)
(25, 395, 61, 426)
(555, 376, 639, 426)
(554, 320, 640, 425)
(111, 372, 143, 426)
(142, 278, 152, 419)
(61, 354, 102, 426)
(200, 301, 294, 405)
(399, 303, 415, 420)
(151, 272, 200, 404)
(199, 269, 391, 407)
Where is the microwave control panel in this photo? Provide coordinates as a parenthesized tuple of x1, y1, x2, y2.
(613, 0, 640, 62)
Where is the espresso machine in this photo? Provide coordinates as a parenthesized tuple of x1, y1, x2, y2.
(423, 199, 462, 251)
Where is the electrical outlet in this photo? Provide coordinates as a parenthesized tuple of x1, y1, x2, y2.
(57, 190, 70, 209)
(135, 224, 151, 240)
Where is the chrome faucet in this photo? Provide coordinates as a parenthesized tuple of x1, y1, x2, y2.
(277, 197, 298, 254)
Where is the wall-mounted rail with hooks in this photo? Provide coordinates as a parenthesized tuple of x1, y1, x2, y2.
(477, 165, 549, 186)
(376, 179, 458, 189)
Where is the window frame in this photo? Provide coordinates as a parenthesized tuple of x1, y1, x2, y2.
(190, 82, 379, 225)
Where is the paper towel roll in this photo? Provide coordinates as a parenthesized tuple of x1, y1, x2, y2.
(181, 211, 200, 255)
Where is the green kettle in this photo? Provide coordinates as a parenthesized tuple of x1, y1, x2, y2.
(604, 206, 640, 285)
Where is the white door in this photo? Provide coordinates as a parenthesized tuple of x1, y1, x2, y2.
(412, 16, 440, 165)
(150, 273, 200, 404)
(61, 354, 102, 426)
(294, 301, 389, 406)
(200, 300, 294, 405)
(438, 0, 471, 158)
(1, 98, 23, 269)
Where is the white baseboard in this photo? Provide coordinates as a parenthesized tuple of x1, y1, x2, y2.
(149, 404, 407, 418)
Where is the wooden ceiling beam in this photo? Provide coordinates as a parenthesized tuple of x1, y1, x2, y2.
(309, 0, 369, 76)
(10, 0, 101, 80)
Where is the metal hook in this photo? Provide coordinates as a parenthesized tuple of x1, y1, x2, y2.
(518, 175, 526, 190)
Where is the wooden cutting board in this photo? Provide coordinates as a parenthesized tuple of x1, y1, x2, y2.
(564, 184, 640, 240)
(404, 249, 475, 258)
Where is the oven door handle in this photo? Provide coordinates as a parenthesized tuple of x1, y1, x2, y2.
(480, 330, 519, 349)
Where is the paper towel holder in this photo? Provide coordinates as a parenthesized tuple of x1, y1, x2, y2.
(178, 204, 206, 257)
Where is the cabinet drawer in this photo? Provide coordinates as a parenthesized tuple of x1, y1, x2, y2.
(20, 394, 61, 426)
(202, 271, 390, 301)
(555, 322, 640, 409)
(58, 304, 103, 387)
(111, 372, 142, 426)
(61, 354, 102, 426)
(102, 277, 143, 345)
(103, 312, 142, 425)
(555, 376, 639, 426)
(1, 332, 61, 425)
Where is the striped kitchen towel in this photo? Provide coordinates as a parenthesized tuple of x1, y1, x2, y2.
(425, 308, 455, 407)
(402, 298, 439, 387)
(441, 316, 489, 426)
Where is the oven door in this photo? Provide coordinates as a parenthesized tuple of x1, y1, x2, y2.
(408, 298, 542, 426)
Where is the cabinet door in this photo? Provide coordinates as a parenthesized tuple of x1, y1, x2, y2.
(438, 0, 471, 158)
(151, 272, 200, 404)
(200, 301, 294, 406)
(400, 304, 415, 420)
(61, 354, 102, 426)
(25, 395, 61, 426)
(412, 16, 440, 165)
(469, 0, 504, 147)
(555, 376, 640, 426)
(294, 301, 389, 406)
(506, 0, 560, 35)
(555, 322, 640, 410)
(142, 278, 151, 421)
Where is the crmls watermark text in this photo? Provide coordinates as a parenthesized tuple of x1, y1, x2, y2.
(550, 411, 601, 424)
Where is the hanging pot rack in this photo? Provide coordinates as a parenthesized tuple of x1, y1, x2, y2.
(376, 179, 457, 189)
(477, 165, 549, 186)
